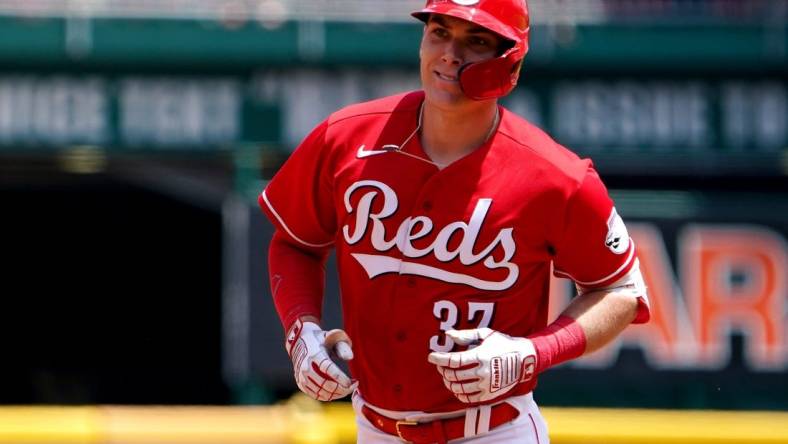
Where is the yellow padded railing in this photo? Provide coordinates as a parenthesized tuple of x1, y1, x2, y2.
(1, 396, 787, 444)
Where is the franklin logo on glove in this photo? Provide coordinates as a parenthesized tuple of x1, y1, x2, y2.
(428, 328, 537, 403)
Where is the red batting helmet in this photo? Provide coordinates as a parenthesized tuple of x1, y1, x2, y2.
(412, 0, 530, 100)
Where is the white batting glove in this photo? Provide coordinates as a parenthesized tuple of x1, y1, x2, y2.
(285, 319, 358, 401)
(427, 328, 537, 404)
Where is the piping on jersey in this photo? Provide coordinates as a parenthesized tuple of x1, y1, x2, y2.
(261, 189, 334, 248)
(552, 241, 636, 286)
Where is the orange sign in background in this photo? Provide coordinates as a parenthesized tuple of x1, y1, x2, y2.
(550, 224, 788, 371)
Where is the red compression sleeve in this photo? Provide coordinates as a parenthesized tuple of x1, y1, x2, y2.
(268, 231, 330, 329)
(528, 315, 587, 374)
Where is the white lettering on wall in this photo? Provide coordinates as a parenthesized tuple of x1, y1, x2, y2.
(120, 77, 240, 146)
(552, 81, 712, 149)
(723, 82, 786, 150)
(0, 76, 107, 144)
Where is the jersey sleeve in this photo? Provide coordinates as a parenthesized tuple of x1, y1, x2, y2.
(259, 119, 337, 248)
(552, 167, 636, 289)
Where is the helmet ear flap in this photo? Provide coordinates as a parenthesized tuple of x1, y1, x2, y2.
(459, 49, 523, 101)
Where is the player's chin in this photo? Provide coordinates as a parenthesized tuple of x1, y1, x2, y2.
(424, 87, 467, 108)
(432, 79, 462, 94)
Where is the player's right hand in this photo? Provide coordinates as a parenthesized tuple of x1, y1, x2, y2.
(285, 318, 358, 401)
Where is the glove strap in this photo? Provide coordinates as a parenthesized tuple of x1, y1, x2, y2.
(519, 354, 537, 383)
(285, 318, 306, 356)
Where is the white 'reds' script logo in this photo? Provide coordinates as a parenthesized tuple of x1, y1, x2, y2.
(342, 180, 519, 291)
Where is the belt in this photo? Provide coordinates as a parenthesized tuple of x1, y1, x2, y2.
(361, 402, 520, 444)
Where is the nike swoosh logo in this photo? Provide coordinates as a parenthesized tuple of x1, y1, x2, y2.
(356, 144, 397, 159)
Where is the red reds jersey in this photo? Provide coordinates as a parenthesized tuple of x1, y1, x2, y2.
(260, 91, 648, 412)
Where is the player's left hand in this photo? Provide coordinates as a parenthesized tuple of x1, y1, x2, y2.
(427, 328, 537, 404)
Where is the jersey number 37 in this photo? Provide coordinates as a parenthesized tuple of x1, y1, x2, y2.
(429, 301, 495, 352)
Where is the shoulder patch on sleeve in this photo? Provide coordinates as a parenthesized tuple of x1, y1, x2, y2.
(605, 207, 630, 255)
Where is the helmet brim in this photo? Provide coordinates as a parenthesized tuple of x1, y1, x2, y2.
(411, 5, 521, 44)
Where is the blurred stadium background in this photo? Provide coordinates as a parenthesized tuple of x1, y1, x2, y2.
(1, 0, 787, 442)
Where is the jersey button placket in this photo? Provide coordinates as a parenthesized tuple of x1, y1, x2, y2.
(422, 200, 432, 212)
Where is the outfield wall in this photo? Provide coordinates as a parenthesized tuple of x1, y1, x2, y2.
(2, 399, 788, 444)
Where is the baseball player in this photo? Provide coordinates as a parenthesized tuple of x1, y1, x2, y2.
(260, 0, 650, 442)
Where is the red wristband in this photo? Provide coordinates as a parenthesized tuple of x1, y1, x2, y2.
(528, 315, 587, 374)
